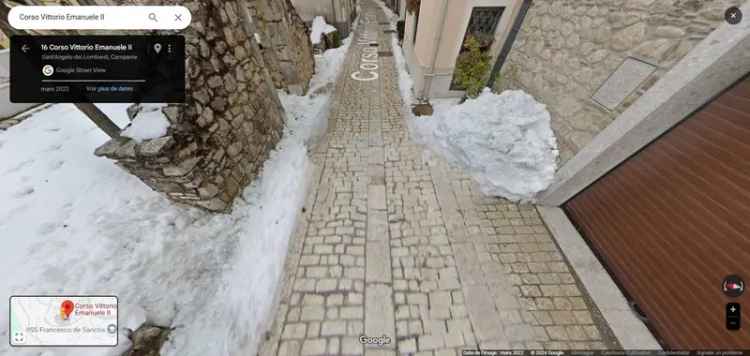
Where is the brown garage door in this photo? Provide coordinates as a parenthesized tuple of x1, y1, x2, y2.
(565, 75, 750, 348)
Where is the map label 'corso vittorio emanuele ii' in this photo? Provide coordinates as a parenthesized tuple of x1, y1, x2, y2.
(10, 295, 118, 347)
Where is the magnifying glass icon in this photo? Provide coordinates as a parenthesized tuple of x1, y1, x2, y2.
(148, 13, 158, 22)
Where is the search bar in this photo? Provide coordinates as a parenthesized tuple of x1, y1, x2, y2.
(8, 6, 191, 30)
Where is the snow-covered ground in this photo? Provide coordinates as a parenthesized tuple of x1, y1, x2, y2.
(391, 35, 415, 107)
(310, 16, 337, 45)
(0, 34, 352, 356)
(280, 36, 353, 148)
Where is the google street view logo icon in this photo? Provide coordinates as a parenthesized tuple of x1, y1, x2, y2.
(60, 300, 75, 320)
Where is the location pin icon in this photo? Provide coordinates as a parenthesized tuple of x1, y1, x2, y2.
(153, 43, 162, 54)
(60, 300, 74, 320)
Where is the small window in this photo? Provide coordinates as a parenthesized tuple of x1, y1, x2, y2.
(462, 7, 504, 51)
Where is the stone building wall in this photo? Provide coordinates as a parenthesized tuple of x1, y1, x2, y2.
(494, 0, 744, 164)
(96, 0, 287, 212)
(251, 0, 316, 94)
(291, 0, 358, 37)
(241, 2, 288, 91)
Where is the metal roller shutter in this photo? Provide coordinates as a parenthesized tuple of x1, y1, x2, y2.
(565, 75, 750, 348)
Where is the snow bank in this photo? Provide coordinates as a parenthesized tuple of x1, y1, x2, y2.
(0, 29, 352, 355)
(121, 104, 170, 142)
(410, 89, 559, 201)
(280, 34, 353, 147)
(375, 0, 413, 107)
(310, 16, 336, 45)
(390, 35, 414, 106)
(309, 36, 352, 94)
(0, 102, 311, 356)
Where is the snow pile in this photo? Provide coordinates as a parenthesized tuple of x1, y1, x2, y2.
(121, 104, 170, 142)
(309, 16, 336, 45)
(280, 34, 353, 147)
(410, 89, 559, 201)
(390, 35, 414, 106)
(379, 2, 555, 201)
(0, 32, 354, 355)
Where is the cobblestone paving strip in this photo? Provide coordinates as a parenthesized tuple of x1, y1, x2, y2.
(260, 1, 619, 355)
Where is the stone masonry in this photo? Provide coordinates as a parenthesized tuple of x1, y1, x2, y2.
(291, 0, 359, 38)
(241, 1, 288, 91)
(96, 0, 290, 212)
(494, 0, 745, 163)
(259, 1, 619, 355)
(249, 0, 316, 94)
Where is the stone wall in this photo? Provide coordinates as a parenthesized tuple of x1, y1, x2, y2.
(494, 0, 744, 164)
(241, 2, 287, 91)
(251, 0, 316, 94)
(291, 0, 358, 37)
(96, 0, 286, 213)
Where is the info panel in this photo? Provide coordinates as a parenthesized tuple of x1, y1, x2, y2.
(11, 35, 185, 103)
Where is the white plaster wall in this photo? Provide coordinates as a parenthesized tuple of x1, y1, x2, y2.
(403, 12, 424, 97)
(407, 0, 522, 99)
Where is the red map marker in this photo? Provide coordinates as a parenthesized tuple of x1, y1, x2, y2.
(60, 300, 74, 320)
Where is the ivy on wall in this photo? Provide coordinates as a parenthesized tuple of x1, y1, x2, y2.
(453, 36, 491, 98)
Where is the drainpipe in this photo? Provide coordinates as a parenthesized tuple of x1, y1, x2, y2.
(487, 0, 532, 89)
(331, 0, 338, 33)
(419, 0, 449, 102)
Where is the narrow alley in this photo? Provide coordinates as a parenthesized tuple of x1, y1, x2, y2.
(259, 1, 617, 355)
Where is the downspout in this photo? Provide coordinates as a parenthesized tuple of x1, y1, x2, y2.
(331, 0, 338, 31)
(419, 0, 449, 102)
(487, 0, 532, 88)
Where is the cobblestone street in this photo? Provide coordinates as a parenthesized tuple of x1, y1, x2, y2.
(259, 1, 618, 355)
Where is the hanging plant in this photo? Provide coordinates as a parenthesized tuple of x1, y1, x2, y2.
(406, 0, 420, 14)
